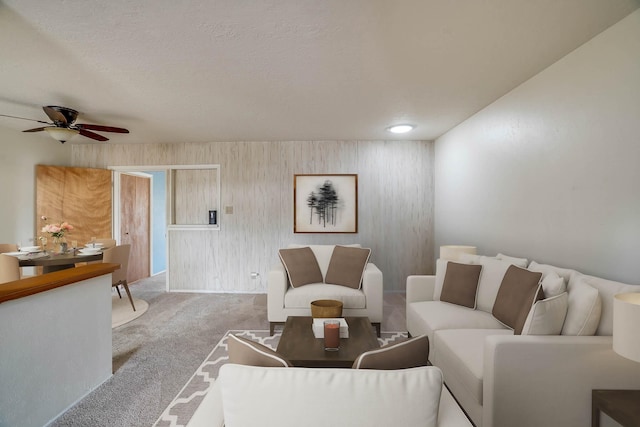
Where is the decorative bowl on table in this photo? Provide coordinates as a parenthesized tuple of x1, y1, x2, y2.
(19, 246, 41, 253)
(310, 299, 343, 318)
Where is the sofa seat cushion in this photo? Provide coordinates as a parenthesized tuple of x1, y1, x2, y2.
(433, 329, 513, 406)
(219, 364, 444, 427)
(407, 301, 508, 348)
(284, 283, 366, 309)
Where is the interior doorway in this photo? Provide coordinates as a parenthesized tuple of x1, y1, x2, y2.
(113, 168, 167, 279)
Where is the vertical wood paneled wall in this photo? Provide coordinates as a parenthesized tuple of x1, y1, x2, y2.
(72, 140, 434, 292)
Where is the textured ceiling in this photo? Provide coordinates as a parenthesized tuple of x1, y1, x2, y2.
(0, 0, 637, 144)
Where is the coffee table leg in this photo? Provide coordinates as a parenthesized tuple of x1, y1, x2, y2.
(373, 322, 381, 337)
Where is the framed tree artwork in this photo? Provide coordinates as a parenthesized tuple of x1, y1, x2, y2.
(294, 174, 358, 233)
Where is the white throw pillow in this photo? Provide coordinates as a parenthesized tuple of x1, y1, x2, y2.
(521, 293, 568, 335)
(540, 271, 567, 298)
(561, 278, 602, 336)
(476, 256, 514, 313)
(495, 253, 528, 268)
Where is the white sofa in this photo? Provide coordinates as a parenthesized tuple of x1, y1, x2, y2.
(268, 244, 383, 335)
(186, 364, 473, 427)
(407, 254, 640, 427)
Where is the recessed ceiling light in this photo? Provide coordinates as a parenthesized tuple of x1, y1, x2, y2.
(386, 124, 416, 134)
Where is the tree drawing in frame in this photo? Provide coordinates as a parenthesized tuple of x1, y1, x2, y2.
(294, 174, 357, 233)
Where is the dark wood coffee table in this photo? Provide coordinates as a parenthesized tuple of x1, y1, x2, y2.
(276, 316, 380, 368)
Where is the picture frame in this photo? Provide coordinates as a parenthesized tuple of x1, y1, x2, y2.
(294, 174, 358, 233)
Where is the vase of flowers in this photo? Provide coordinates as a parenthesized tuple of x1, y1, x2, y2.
(40, 216, 74, 254)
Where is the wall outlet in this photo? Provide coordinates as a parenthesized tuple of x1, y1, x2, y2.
(225, 206, 233, 214)
(250, 272, 260, 279)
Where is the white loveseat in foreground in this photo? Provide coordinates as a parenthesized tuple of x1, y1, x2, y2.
(268, 244, 383, 335)
(407, 254, 640, 427)
(186, 364, 472, 427)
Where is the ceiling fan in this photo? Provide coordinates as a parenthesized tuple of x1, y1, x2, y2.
(0, 105, 129, 143)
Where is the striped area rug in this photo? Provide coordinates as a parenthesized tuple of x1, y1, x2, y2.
(153, 330, 408, 427)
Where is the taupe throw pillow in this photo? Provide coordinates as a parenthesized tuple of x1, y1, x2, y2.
(492, 265, 544, 335)
(440, 262, 482, 308)
(227, 334, 291, 367)
(352, 335, 429, 369)
(324, 246, 371, 289)
(278, 247, 323, 288)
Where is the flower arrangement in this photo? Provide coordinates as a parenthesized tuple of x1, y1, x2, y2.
(40, 216, 74, 239)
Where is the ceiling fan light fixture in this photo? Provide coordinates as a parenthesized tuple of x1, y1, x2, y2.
(386, 124, 416, 134)
(45, 127, 79, 143)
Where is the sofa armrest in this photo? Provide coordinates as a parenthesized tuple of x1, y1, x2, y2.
(406, 275, 436, 304)
(483, 335, 640, 427)
(185, 380, 224, 427)
(267, 263, 288, 322)
(362, 263, 383, 323)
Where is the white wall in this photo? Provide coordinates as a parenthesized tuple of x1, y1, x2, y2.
(0, 127, 71, 244)
(434, 10, 640, 284)
(0, 275, 112, 427)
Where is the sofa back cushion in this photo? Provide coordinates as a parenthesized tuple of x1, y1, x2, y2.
(527, 261, 576, 283)
(492, 265, 544, 334)
(439, 262, 482, 309)
(561, 276, 602, 336)
(495, 253, 528, 268)
(476, 256, 517, 313)
(219, 364, 443, 427)
(352, 335, 430, 369)
(324, 246, 371, 289)
(279, 247, 323, 288)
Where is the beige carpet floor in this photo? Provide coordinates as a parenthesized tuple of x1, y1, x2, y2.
(50, 273, 407, 427)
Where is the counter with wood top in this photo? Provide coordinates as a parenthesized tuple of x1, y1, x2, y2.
(0, 264, 118, 427)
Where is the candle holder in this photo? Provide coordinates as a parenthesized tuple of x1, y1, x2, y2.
(323, 320, 340, 351)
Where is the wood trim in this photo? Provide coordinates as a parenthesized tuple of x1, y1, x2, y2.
(0, 264, 119, 304)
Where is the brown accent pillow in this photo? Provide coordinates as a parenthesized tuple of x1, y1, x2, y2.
(278, 247, 323, 288)
(227, 334, 291, 367)
(440, 262, 482, 308)
(492, 265, 545, 334)
(324, 246, 371, 289)
(352, 335, 430, 369)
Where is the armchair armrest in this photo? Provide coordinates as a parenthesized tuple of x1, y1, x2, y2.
(362, 263, 383, 323)
(406, 275, 436, 304)
(267, 263, 288, 322)
(483, 335, 640, 427)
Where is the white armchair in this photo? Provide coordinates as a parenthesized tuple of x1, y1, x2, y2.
(267, 244, 383, 336)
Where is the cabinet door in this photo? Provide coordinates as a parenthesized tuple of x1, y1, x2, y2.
(36, 165, 112, 246)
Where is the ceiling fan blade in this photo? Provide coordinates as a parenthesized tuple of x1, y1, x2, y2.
(76, 124, 129, 133)
(79, 128, 109, 142)
(43, 106, 68, 124)
(0, 114, 50, 125)
(23, 127, 48, 132)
